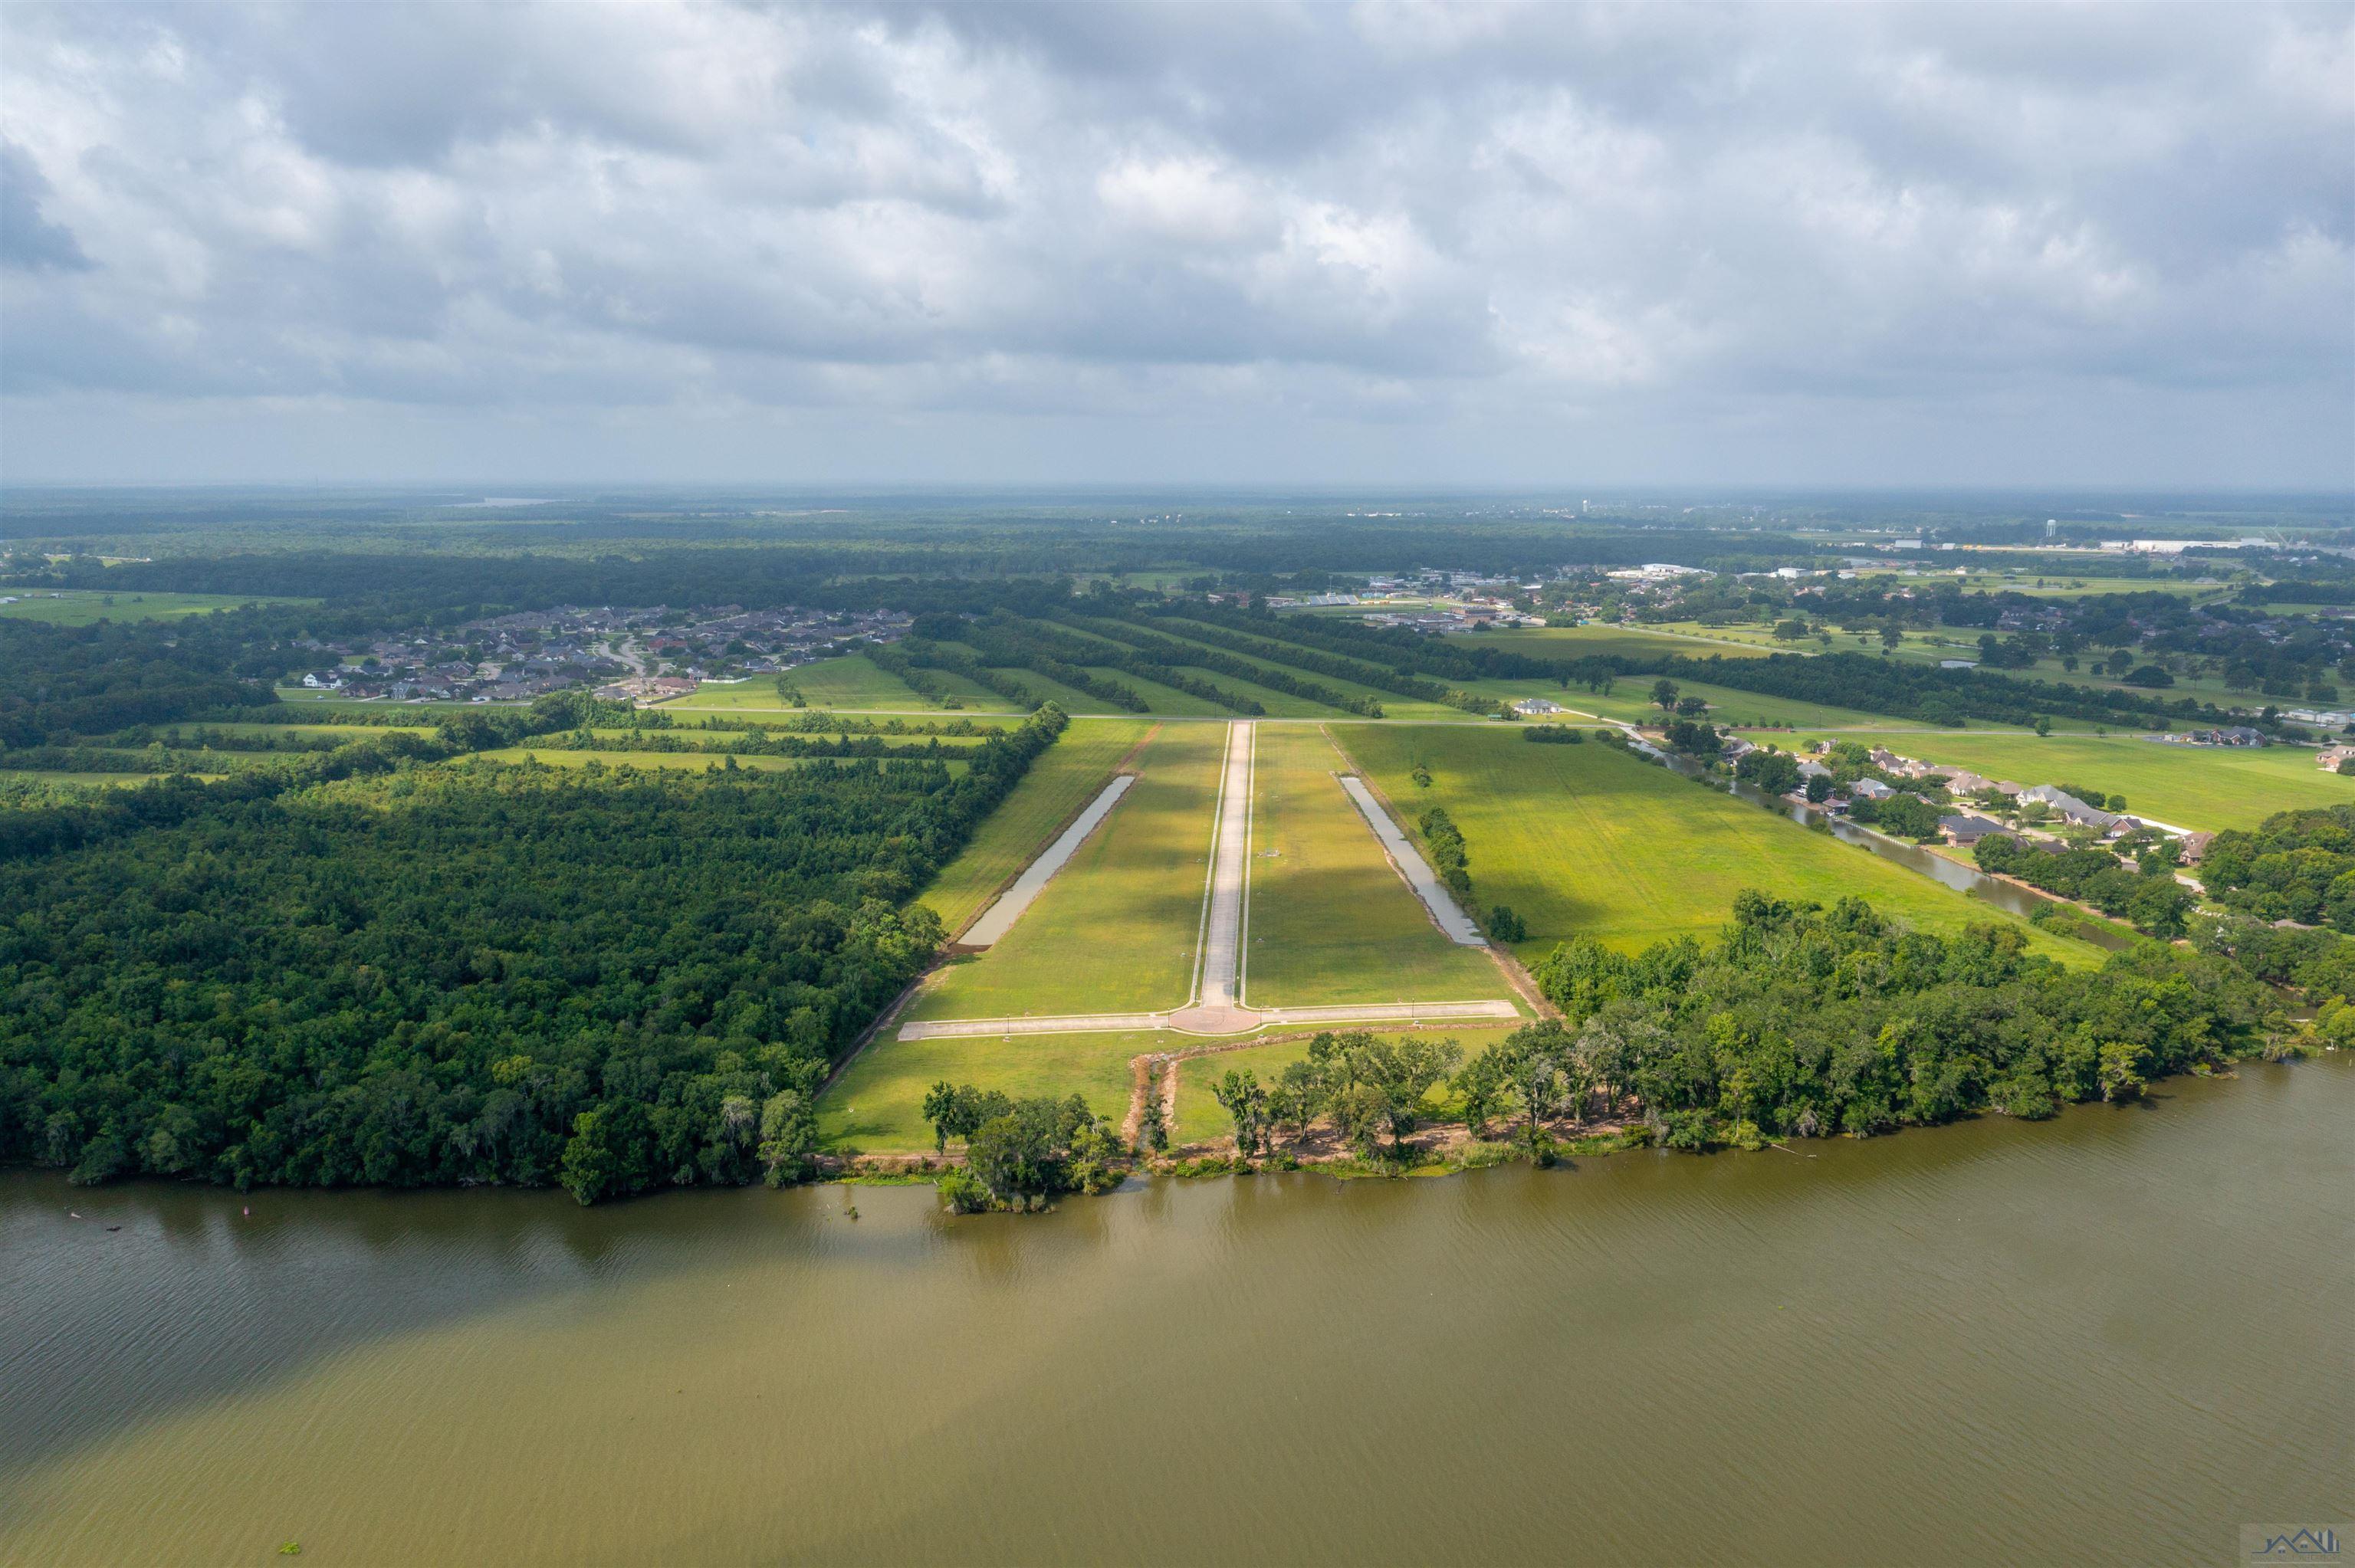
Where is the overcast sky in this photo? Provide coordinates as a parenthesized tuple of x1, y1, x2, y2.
(2, 2, 2349, 488)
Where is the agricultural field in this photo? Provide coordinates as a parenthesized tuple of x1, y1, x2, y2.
(1332, 725, 2105, 964)
(917, 718, 1155, 933)
(1141, 617, 1475, 720)
(900, 721, 1227, 1022)
(1241, 726, 1508, 1009)
(0, 588, 313, 625)
(1785, 730, 2353, 833)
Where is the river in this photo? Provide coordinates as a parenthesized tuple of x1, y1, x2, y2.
(3, 1059, 2348, 1566)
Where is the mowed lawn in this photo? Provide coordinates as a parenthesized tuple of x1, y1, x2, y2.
(918, 718, 1155, 933)
(1332, 725, 2103, 964)
(1448, 625, 1777, 661)
(1785, 730, 2353, 833)
(902, 720, 1227, 1021)
(819, 1027, 1153, 1153)
(1241, 727, 1510, 1009)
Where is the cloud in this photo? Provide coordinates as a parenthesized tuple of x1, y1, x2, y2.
(0, 0, 2347, 484)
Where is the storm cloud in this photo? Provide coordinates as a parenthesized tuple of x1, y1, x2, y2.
(2, 2, 2348, 485)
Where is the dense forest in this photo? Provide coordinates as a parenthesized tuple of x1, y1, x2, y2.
(1521, 892, 2274, 1144)
(0, 707, 1067, 1202)
(2198, 806, 2355, 933)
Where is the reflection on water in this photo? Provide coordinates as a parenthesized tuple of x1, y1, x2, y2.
(2, 1061, 2349, 1566)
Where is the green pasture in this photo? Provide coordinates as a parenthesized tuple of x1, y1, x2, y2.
(0, 589, 313, 625)
(917, 718, 1155, 933)
(902, 721, 1227, 1021)
(1785, 730, 2351, 833)
(1330, 725, 2103, 964)
(1241, 726, 1509, 1009)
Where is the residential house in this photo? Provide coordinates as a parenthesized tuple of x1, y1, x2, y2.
(2178, 831, 2215, 865)
(1939, 814, 2010, 846)
(2020, 785, 2124, 834)
(2317, 745, 2355, 772)
(1512, 697, 1567, 717)
(1849, 778, 1896, 801)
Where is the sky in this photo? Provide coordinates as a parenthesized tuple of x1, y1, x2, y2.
(2, 2, 2350, 489)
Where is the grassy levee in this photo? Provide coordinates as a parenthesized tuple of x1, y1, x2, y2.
(1242, 727, 1510, 1009)
(820, 1028, 1158, 1153)
(1785, 730, 2353, 833)
(1332, 725, 2104, 965)
(917, 718, 1155, 933)
(902, 720, 1226, 1021)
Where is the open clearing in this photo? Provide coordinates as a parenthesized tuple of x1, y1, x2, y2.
(1785, 730, 2352, 833)
(673, 655, 1013, 712)
(1333, 725, 2105, 963)
(916, 718, 1153, 933)
(819, 1027, 1154, 1151)
(1243, 727, 1503, 1007)
(0, 589, 313, 625)
(902, 722, 1226, 1021)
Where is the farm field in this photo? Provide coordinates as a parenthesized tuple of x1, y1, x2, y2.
(819, 1026, 1155, 1152)
(1241, 726, 1509, 1009)
(1125, 617, 1474, 720)
(0, 589, 313, 625)
(917, 718, 1155, 933)
(1785, 730, 2352, 832)
(901, 721, 1227, 1022)
(1332, 725, 2104, 964)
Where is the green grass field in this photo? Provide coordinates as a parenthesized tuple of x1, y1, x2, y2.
(672, 655, 1016, 712)
(0, 589, 312, 625)
(1330, 725, 2103, 964)
(1785, 730, 2352, 832)
(902, 721, 1226, 1021)
(917, 719, 1155, 934)
(1241, 726, 1511, 1009)
(819, 1027, 1157, 1152)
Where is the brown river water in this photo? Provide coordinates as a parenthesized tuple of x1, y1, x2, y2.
(3, 1058, 2348, 1566)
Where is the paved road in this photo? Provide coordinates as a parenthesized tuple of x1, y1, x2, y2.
(961, 774, 1135, 946)
(896, 998, 1517, 1042)
(1336, 775, 1486, 945)
(1192, 721, 1256, 1012)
